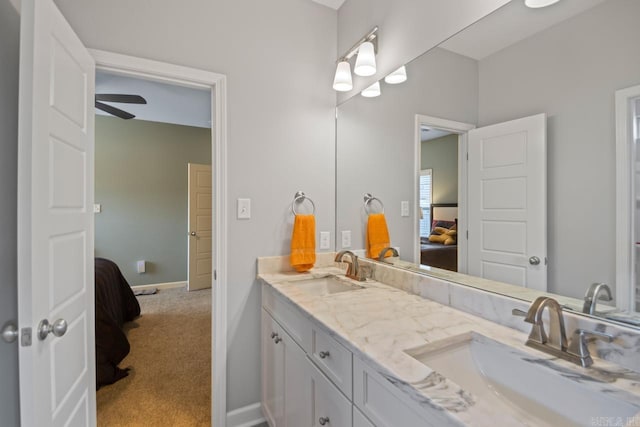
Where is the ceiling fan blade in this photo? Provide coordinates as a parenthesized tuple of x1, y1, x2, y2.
(95, 94, 147, 104)
(95, 101, 135, 120)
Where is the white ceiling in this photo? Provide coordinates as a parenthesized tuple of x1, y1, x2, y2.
(421, 127, 452, 142)
(95, 71, 212, 128)
(440, 0, 607, 61)
(310, 0, 346, 10)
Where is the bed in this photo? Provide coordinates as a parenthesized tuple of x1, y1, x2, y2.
(95, 257, 140, 389)
(420, 204, 458, 272)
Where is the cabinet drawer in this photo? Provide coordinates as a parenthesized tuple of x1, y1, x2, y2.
(309, 358, 352, 427)
(353, 406, 375, 427)
(262, 283, 311, 352)
(354, 358, 455, 427)
(309, 325, 353, 399)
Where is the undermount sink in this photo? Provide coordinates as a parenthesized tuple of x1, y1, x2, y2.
(294, 276, 364, 297)
(406, 332, 640, 426)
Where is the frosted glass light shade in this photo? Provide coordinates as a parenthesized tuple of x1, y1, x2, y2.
(333, 61, 353, 92)
(354, 41, 377, 77)
(525, 0, 561, 8)
(361, 81, 381, 98)
(384, 65, 407, 84)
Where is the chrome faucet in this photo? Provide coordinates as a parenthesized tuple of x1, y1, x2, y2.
(583, 283, 613, 315)
(513, 296, 614, 367)
(378, 247, 398, 261)
(335, 250, 365, 281)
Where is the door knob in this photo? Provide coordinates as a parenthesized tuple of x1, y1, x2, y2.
(319, 350, 330, 359)
(37, 319, 67, 340)
(529, 256, 541, 266)
(1, 323, 18, 344)
(319, 417, 330, 425)
(190, 231, 197, 236)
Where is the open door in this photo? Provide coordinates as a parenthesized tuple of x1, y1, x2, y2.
(188, 163, 213, 291)
(467, 114, 547, 291)
(17, 0, 96, 425)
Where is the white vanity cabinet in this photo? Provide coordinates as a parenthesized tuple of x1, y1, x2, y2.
(261, 283, 457, 427)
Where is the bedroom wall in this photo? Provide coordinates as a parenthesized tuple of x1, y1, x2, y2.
(0, 0, 21, 424)
(421, 133, 458, 204)
(477, 0, 640, 299)
(52, 0, 338, 415)
(95, 116, 211, 287)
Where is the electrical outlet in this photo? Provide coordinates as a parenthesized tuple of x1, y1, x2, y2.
(320, 232, 330, 249)
(401, 201, 410, 217)
(341, 230, 351, 248)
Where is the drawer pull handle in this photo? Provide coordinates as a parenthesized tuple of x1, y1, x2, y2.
(319, 416, 330, 425)
(271, 332, 278, 339)
(274, 337, 282, 344)
(319, 350, 330, 359)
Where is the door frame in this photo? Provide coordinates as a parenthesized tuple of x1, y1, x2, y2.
(90, 49, 228, 426)
(615, 83, 640, 313)
(414, 114, 475, 272)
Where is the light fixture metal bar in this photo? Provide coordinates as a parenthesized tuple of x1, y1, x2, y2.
(337, 26, 378, 63)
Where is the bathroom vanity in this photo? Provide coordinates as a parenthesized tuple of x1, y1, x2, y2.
(258, 255, 640, 427)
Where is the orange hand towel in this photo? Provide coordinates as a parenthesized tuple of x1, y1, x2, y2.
(366, 213, 391, 259)
(290, 214, 316, 272)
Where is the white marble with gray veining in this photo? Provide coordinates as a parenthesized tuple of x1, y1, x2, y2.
(257, 257, 640, 427)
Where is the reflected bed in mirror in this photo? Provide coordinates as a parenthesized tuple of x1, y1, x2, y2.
(335, 0, 640, 328)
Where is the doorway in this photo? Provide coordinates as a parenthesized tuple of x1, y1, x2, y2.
(92, 50, 228, 426)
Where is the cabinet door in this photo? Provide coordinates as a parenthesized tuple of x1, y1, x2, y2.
(283, 324, 311, 426)
(309, 359, 353, 427)
(262, 309, 284, 426)
(353, 406, 375, 427)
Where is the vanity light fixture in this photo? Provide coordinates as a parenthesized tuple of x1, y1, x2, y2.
(361, 81, 381, 98)
(332, 26, 378, 91)
(333, 61, 353, 92)
(384, 65, 407, 84)
(525, 0, 561, 8)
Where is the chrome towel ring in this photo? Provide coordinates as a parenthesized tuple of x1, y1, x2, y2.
(292, 191, 316, 215)
(364, 193, 384, 214)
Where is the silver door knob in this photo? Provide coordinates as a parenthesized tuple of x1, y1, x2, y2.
(37, 318, 67, 340)
(319, 417, 330, 425)
(319, 351, 330, 359)
(529, 256, 541, 266)
(1, 323, 18, 344)
(190, 231, 197, 236)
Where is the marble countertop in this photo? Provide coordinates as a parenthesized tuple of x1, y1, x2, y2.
(258, 267, 640, 427)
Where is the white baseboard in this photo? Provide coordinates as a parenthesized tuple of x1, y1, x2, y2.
(226, 402, 266, 427)
(130, 281, 187, 291)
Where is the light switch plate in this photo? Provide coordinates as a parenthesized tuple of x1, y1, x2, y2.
(341, 230, 351, 248)
(320, 232, 330, 249)
(93, 204, 101, 213)
(401, 201, 410, 217)
(237, 198, 251, 219)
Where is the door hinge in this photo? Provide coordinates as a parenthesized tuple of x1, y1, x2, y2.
(466, 152, 469, 160)
(214, 269, 217, 280)
(21, 327, 32, 347)
(466, 230, 469, 239)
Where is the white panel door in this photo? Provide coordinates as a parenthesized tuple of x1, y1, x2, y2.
(468, 114, 547, 291)
(17, 0, 96, 425)
(188, 163, 212, 291)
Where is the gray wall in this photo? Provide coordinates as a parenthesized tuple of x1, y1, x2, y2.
(0, 0, 21, 425)
(337, 47, 477, 259)
(421, 134, 458, 204)
(95, 116, 211, 286)
(337, 0, 510, 103)
(477, 0, 640, 299)
(52, 0, 338, 412)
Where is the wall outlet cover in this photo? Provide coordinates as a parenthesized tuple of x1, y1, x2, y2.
(401, 201, 410, 217)
(341, 230, 351, 248)
(93, 203, 101, 213)
(320, 231, 330, 249)
(237, 198, 251, 219)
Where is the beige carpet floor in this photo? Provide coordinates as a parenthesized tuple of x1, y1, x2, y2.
(97, 287, 211, 427)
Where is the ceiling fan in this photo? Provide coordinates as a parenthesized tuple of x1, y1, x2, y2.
(95, 94, 147, 120)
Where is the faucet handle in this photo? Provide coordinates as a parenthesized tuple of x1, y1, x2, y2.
(512, 308, 527, 317)
(572, 328, 614, 343)
(567, 328, 614, 367)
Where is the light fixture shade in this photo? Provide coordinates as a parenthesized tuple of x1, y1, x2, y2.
(333, 61, 353, 92)
(524, 0, 561, 8)
(354, 41, 377, 77)
(361, 81, 381, 98)
(384, 65, 407, 84)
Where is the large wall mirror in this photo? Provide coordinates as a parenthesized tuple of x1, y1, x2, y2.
(336, 0, 640, 328)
